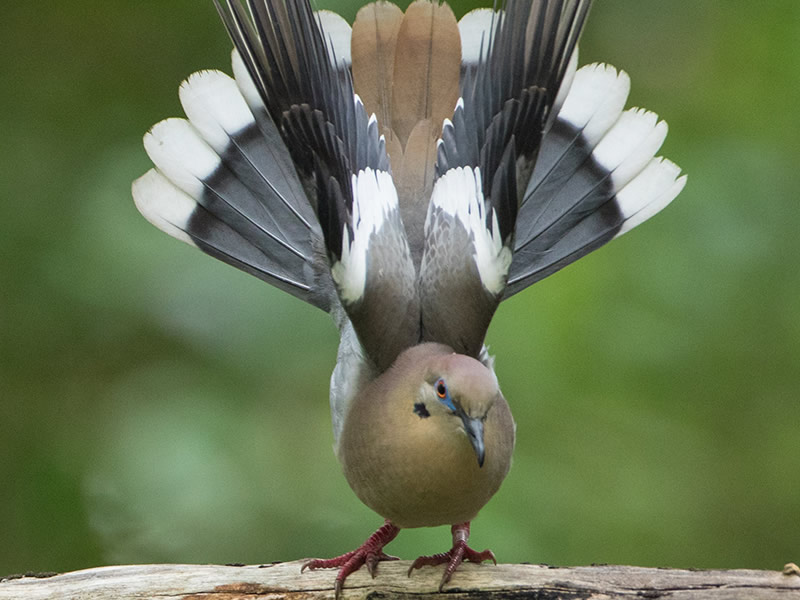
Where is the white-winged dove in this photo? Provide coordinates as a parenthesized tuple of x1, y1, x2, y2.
(132, 0, 686, 595)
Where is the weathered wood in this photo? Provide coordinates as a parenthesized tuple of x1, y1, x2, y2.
(1, 561, 798, 599)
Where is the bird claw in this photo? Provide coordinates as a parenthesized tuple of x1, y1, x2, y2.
(300, 521, 400, 599)
(301, 551, 355, 572)
(366, 551, 400, 577)
(407, 522, 496, 590)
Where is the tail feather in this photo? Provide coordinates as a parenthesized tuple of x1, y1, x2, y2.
(134, 1, 686, 324)
(457, 8, 496, 68)
(592, 108, 668, 189)
(132, 170, 316, 300)
(143, 117, 303, 260)
(505, 62, 685, 297)
(518, 63, 629, 242)
(351, 2, 404, 135)
(180, 69, 315, 242)
(133, 66, 330, 310)
(314, 10, 352, 69)
(390, 1, 461, 149)
(615, 157, 686, 237)
(507, 157, 685, 293)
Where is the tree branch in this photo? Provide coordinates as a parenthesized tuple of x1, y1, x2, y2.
(2, 562, 799, 599)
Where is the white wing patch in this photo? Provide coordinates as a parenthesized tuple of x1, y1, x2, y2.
(552, 47, 579, 117)
(231, 50, 264, 114)
(458, 8, 497, 66)
(428, 166, 512, 295)
(315, 10, 353, 68)
(331, 168, 399, 304)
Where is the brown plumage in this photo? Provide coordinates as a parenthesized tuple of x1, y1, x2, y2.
(351, 2, 404, 135)
(389, 1, 460, 148)
(351, 1, 462, 263)
(338, 343, 515, 529)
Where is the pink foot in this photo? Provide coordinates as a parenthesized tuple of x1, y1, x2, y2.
(302, 520, 400, 598)
(408, 522, 496, 590)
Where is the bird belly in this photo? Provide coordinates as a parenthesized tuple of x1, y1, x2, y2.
(341, 414, 513, 528)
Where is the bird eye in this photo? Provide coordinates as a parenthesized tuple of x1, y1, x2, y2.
(433, 378, 456, 412)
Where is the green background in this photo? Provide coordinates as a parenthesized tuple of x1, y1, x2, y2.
(2, 0, 798, 577)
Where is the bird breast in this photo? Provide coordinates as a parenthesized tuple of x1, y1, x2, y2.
(338, 382, 515, 529)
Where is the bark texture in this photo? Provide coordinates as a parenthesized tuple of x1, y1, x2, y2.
(2, 561, 799, 599)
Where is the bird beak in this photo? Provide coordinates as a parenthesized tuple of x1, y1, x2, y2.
(461, 414, 485, 468)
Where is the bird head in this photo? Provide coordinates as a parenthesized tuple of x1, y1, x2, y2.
(413, 351, 501, 468)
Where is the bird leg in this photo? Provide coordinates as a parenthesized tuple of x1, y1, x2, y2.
(408, 521, 496, 590)
(302, 520, 400, 598)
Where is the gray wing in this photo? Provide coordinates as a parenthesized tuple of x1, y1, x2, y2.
(420, 0, 591, 358)
(213, 0, 419, 372)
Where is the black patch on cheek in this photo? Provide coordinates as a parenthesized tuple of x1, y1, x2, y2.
(413, 403, 430, 418)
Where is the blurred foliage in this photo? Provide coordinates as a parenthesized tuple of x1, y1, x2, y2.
(1, 0, 798, 578)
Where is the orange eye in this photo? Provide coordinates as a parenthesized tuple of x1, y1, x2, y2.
(436, 379, 447, 399)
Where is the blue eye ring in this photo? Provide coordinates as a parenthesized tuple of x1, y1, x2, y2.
(434, 378, 456, 412)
